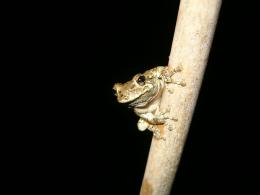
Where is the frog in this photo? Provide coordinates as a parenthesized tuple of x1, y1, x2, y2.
(113, 66, 185, 139)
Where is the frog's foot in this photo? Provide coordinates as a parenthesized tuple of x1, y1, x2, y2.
(148, 125, 166, 140)
(159, 108, 178, 131)
(173, 78, 186, 87)
(165, 122, 176, 131)
(163, 65, 183, 83)
(167, 86, 174, 94)
(159, 108, 178, 122)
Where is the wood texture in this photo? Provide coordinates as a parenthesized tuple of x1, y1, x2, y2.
(140, 0, 222, 194)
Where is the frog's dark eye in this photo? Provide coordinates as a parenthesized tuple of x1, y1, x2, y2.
(137, 75, 145, 86)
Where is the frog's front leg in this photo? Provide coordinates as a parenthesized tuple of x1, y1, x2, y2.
(137, 107, 176, 125)
(163, 66, 186, 87)
(139, 112, 166, 125)
(162, 66, 183, 82)
(154, 108, 179, 132)
(156, 108, 178, 121)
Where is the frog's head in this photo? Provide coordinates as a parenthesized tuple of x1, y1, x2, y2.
(113, 67, 165, 108)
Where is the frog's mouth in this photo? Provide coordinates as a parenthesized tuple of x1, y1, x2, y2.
(127, 91, 158, 108)
(128, 98, 145, 108)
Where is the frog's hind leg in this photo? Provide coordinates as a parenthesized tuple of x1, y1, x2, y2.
(137, 118, 149, 131)
(137, 118, 165, 140)
(147, 124, 165, 140)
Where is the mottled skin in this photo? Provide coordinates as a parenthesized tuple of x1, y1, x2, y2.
(113, 66, 185, 139)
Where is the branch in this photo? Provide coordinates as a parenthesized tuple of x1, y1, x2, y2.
(140, 0, 222, 195)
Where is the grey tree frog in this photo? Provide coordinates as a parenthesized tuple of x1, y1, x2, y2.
(113, 66, 185, 139)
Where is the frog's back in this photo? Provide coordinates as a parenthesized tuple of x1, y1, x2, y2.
(143, 66, 166, 78)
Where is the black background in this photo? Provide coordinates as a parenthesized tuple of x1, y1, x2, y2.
(3, 0, 259, 193)
(80, 0, 254, 194)
(9, 0, 256, 194)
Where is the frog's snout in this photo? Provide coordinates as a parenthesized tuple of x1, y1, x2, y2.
(113, 83, 121, 97)
(112, 86, 117, 96)
(112, 88, 117, 96)
(113, 83, 127, 102)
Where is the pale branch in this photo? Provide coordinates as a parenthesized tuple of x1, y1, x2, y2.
(140, 0, 222, 195)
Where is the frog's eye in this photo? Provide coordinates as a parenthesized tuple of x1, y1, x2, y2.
(137, 75, 145, 86)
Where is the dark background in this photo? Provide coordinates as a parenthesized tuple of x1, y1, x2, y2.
(4, 0, 258, 194)
(80, 0, 253, 194)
